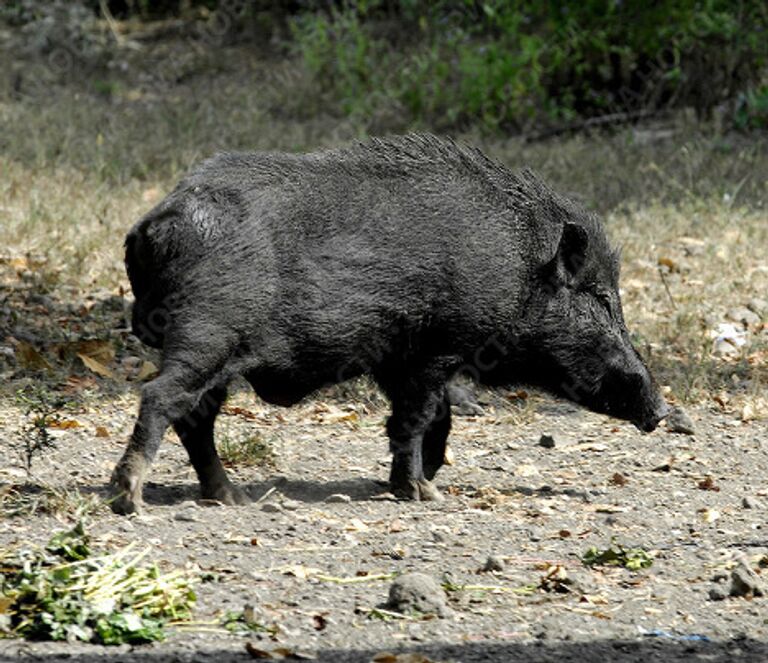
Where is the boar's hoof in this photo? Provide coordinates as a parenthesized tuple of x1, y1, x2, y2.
(109, 461, 146, 515)
(201, 482, 251, 506)
(110, 491, 143, 515)
(392, 479, 445, 502)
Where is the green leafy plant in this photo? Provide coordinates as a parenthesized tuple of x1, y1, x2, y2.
(219, 608, 278, 636)
(735, 85, 768, 130)
(0, 523, 197, 644)
(582, 539, 654, 571)
(218, 432, 274, 468)
(13, 386, 70, 476)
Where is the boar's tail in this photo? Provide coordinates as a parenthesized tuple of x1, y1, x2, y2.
(125, 211, 173, 349)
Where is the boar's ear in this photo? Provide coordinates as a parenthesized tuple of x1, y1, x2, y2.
(542, 221, 589, 283)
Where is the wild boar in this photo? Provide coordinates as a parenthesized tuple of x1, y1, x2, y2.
(111, 134, 669, 514)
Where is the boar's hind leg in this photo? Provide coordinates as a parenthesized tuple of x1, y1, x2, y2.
(173, 385, 249, 506)
(111, 339, 234, 514)
(421, 390, 451, 481)
(379, 372, 447, 502)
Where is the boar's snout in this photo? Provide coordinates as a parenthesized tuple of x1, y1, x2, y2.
(633, 401, 671, 433)
(600, 358, 669, 433)
(622, 369, 670, 433)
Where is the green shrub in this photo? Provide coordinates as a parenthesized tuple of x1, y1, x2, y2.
(289, 1, 768, 132)
(735, 85, 768, 130)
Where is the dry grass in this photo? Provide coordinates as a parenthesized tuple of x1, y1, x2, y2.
(0, 482, 106, 521)
(1, 39, 766, 418)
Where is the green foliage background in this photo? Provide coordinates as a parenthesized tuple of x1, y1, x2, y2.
(288, 0, 768, 131)
(2, 0, 767, 132)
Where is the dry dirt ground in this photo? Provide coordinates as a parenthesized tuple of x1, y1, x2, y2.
(2, 379, 768, 662)
(1, 32, 766, 661)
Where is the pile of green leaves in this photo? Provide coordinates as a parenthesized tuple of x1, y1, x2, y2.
(582, 539, 654, 571)
(0, 523, 197, 645)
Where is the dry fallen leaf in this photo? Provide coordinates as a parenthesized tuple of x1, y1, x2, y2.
(64, 374, 97, 392)
(515, 464, 539, 477)
(222, 405, 259, 420)
(15, 341, 52, 371)
(10, 256, 29, 272)
(698, 508, 720, 523)
(346, 518, 369, 532)
(657, 256, 678, 272)
(135, 360, 159, 381)
(388, 519, 406, 533)
(281, 564, 320, 580)
(321, 409, 359, 424)
(591, 504, 627, 514)
(609, 472, 628, 486)
(78, 353, 115, 379)
(142, 187, 161, 203)
(72, 339, 115, 364)
(48, 419, 80, 430)
(697, 476, 720, 492)
(95, 426, 109, 437)
(245, 643, 274, 659)
(274, 648, 313, 660)
(372, 654, 436, 663)
(312, 613, 328, 631)
(246, 644, 316, 660)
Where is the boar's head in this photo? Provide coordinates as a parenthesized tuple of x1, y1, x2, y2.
(511, 173, 670, 432)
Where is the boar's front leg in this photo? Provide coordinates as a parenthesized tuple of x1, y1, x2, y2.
(379, 369, 449, 502)
(172, 385, 249, 507)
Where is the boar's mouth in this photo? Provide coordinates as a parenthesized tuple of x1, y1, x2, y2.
(631, 405, 671, 433)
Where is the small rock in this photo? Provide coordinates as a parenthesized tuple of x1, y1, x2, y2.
(747, 298, 767, 316)
(281, 499, 300, 511)
(727, 306, 761, 326)
(325, 493, 352, 504)
(741, 403, 755, 422)
(453, 401, 484, 417)
(730, 563, 765, 598)
(709, 586, 729, 601)
(538, 434, 556, 449)
(243, 603, 264, 626)
(386, 573, 450, 617)
(27, 293, 54, 308)
(711, 558, 767, 599)
(713, 338, 742, 357)
(447, 384, 484, 416)
(742, 496, 762, 509)
(446, 383, 478, 407)
(665, 407, 696, 435)
(568, 570, 599, 595)
(371, 492, 398, 501)
(481, 555, 505, 572)
(173, 501, 200, 522)
(261, 502, 282, 513)
(174, 510, 200, 522)
(121, 355, 142, 370)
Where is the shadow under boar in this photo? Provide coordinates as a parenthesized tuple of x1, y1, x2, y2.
(111, 134, 669, 514)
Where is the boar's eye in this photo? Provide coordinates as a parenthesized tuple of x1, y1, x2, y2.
(595, 291, 612, 315)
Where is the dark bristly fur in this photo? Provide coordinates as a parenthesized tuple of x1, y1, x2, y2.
(110, 133, 668, 514)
